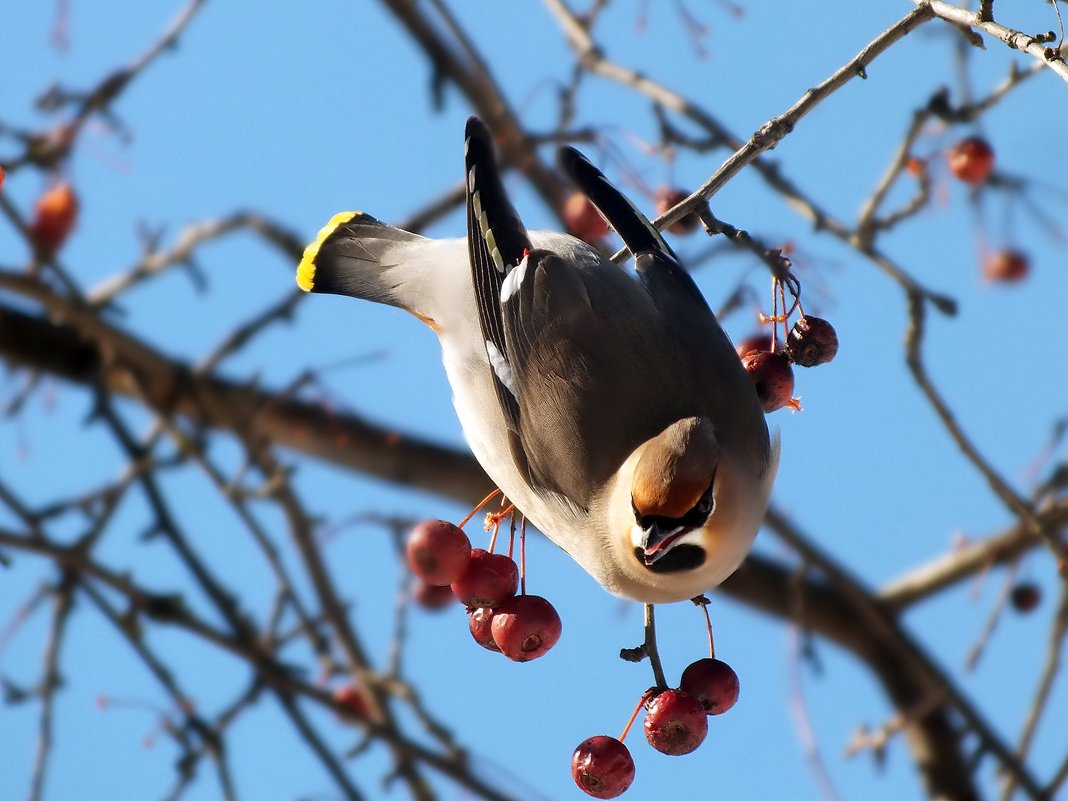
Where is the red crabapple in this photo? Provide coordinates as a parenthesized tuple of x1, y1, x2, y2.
(468, 606, 501, 651)
(490, 594, 562, 661)
(655, 187, 701, 234)
(786, 316, 839, 367)
(564, 191, 610, 242)
(741, 351, 795, 412)
(643, 689, 708, 755)
(405, 520, 471, 586)
(983, 249, 1029, 284)
(948, 137, 994, 185)
(680, 658, 740, 715)
(412, 581, 455, 610)
(29, 183, 79, 255)
(451, 548, 518, 608)
(571, 736, 635, 799)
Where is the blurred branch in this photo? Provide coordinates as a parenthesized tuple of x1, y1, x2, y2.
(27, 574, 75, 801)
(89, 212, 305, 307)
(378, 0, 571, 214)
(3, 0, 207, 173)
(1000, 581, 1068, 801)
(880, 504, 1065, 609)
(904, 292, 1067, 561)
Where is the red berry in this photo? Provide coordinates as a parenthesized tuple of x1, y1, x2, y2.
(680, 658, 740, 715)
(735, 332, 772, 360)
(29, 183, 79, 255)
(655, 187, 701, 234)
(786, 316, 838, 367)
(468, 606, 501, 651)
(1010, 582, 1041, 614)
(983, 249, 1029, 284)
(332, 684, 370, 719)
(490, 594, 562, 661)
(571, 736, 635, 799)
(412, 581, 455, 611)
(643, 689, 708, 755)
(948, 137, 994, 185)
(741, 350, 795, 412)
(564, 191, 610, 242)
(451, 548, 518, 608)
(405, 520, 471, 586)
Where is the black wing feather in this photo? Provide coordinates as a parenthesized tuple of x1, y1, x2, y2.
(558, 146, 710, 310)
(464, 118, 533, 469)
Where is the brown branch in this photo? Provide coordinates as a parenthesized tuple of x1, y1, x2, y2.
(0, 301, 494, 504)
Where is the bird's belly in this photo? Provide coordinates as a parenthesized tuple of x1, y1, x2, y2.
(439, 340, 588, 549)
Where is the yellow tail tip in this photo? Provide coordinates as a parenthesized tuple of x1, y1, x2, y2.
(296, 211, 360, 292)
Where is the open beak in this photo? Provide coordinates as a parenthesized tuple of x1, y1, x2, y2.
(640, 522, 690, 565)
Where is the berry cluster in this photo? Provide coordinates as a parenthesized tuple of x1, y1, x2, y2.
(571, 655, 740, 797)
(737, 310, 839, 414)
(571, 601, 740, 798)
(405, 513, 562, 662)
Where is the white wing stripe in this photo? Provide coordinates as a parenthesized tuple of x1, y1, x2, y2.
(485, 340, 517, 397)
(500, 252, 529, 302)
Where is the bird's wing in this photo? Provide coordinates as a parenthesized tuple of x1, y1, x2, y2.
(559, 146, 771, 474)
(465, 120, 687, 507)
(498, 247, 687, 507)
(464, 117, 533, 474)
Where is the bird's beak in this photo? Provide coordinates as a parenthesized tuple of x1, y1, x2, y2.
(639, 521, 689, 565)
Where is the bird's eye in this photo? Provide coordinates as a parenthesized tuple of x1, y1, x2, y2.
(687, 478, 715, 522)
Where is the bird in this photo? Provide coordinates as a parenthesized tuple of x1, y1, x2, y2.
(296, 117, 777, 604)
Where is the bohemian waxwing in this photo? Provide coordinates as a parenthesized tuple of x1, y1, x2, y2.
(296, 117, 777, 604)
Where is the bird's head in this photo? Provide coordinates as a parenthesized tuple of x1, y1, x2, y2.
(599, 416, 777, 603)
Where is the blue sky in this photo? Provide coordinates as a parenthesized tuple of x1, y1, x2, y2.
(2, 2, 1066, 800)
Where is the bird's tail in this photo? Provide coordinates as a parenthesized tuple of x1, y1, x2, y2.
(296, 212, 434, 320)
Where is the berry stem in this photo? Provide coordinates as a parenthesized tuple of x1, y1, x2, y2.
(458, 488, 502, 529)
(485, 501, 514, 554)
(702, 602, 716, 658)
(777, 278, 788, 347)
(770, 277, 780, 353)
(507, 512, 516, 561)
(644, 603, 668, 689)
(520, 517, 527, 596)
(618, 688, 655, 743)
